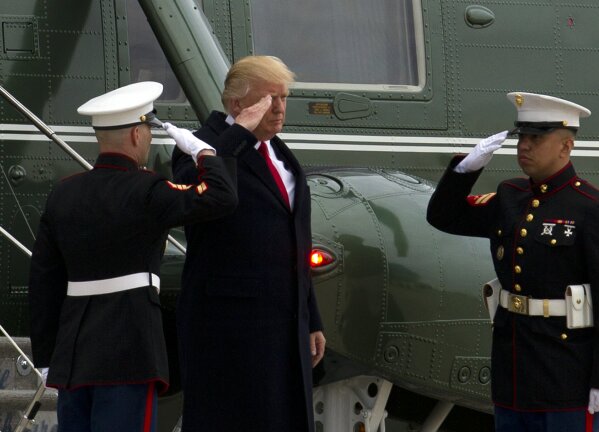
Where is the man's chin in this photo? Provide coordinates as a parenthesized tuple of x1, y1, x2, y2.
(266, 127, 283, 138)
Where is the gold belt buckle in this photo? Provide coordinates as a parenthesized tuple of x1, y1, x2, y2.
(508, 294, 529, 315)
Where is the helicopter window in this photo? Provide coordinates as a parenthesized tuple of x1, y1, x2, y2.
(125, 0, 187, 102)
(250, 0, 423, 91)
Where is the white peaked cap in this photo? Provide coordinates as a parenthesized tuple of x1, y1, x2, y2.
(507, 92, 591, 128)
(77, 81, 163, 128)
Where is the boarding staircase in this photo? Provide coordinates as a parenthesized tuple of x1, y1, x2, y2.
(0, 337, 57, 432)
(0, 85, 190, 432)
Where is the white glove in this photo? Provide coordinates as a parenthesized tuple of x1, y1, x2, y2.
(454, 130, 508, 173)
(589, 388, 599, 414)
(40, 367, 49, 386)
(163, 123, 215, 162)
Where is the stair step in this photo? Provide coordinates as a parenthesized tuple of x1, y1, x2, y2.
(0, 338, 58, 430)
(0, 407, 57, 432)
(0, 337, 40, 393)
(0, 388, 58, 410)
(0, 337, 30, 349)
(0, 338, 32, 361)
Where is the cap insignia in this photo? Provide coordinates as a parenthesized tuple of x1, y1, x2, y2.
(515, 94, 524, 107)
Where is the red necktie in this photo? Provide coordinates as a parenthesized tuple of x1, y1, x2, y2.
(258, 142, 290, 208)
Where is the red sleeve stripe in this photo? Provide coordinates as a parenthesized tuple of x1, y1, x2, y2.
(466, 192, 496, 206)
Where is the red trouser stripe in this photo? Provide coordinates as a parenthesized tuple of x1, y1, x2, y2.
(143, 381, 156, 432)
(587, 411, 593, 432)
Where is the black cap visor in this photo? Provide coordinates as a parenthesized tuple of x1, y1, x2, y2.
(140, 110, 163, 128)
(508, 121, 578, 136)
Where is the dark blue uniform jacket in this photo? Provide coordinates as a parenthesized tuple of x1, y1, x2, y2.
(427, 156, 599, 411)
(29, 152, 237, 394)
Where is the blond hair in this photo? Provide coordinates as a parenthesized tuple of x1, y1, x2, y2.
(222, 56, 296, 113)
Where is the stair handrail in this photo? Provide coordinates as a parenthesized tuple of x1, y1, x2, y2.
(0, 84, 187, 255)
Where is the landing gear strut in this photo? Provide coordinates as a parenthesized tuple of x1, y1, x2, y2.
(313, 376, 392, 432)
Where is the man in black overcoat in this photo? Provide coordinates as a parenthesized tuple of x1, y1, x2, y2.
(28, 81, 271, 431)
(427, 92, 599, 431)
(172, 56, 326, 432)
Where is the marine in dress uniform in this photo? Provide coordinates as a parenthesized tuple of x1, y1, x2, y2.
(427, 93, 599, 432)
(28, 82, 241, 432)
(171, 56, 325, 432)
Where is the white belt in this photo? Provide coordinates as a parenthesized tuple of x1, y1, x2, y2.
(499, 289, 566, 317)
(67, 272, 160, 296)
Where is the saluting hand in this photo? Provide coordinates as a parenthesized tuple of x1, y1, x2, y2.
(163, 123, 216, 161)
(454, 130, 508, 173)
(234, 95, 272, 132)
(310, 331, 326, 368)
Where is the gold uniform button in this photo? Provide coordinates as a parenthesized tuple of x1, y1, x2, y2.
(515, 265, 522, 274)
(497, 229, 502, 236)
(520, 229, 527, 237)
(516, 247, 524, 255)
(575, 181, 581, 187)
(540, 184, 548, 193)
(550, 239, 557, 246)
(514, 284, 522, 292)
(526, 214, 534, 222)
(532, 199, 540, 208)
(561, 333, 568, 340)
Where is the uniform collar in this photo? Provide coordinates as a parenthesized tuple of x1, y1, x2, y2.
(94, 152, 140, 171)
(530, 162, 576, 196)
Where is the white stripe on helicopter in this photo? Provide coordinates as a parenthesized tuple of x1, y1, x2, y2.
(3, 123, 599, 156)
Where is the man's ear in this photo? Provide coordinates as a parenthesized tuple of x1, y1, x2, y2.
(561, 136, 574, 157)
(230, 99, 242, 117)
(130, 125, 140, 147)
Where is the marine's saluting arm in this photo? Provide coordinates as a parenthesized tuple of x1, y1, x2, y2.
(426, 132, 507, 238)
(453, 130, 508, 173)
(147, 154, 239, 228)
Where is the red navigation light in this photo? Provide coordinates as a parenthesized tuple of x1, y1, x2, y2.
(310, 249, 334, 268)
